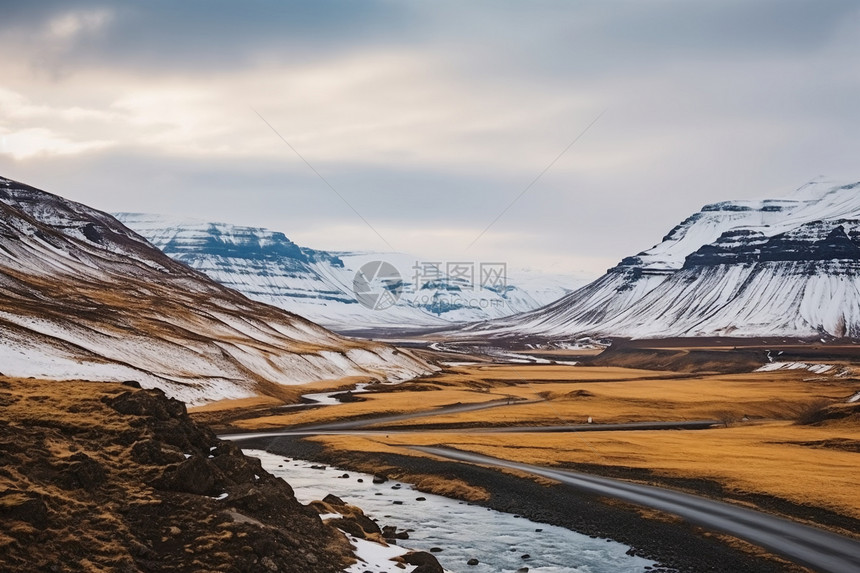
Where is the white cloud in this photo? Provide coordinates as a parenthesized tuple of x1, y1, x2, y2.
(46, 9, 113, 41)
(0, 127, 112, 160)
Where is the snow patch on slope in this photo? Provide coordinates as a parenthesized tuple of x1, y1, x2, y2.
(462, 180, 860, 340)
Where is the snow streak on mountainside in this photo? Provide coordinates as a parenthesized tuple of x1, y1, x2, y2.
(462, 179, 860, 340)
(0, 177, 431, 404)
(115, 214, 578, 331)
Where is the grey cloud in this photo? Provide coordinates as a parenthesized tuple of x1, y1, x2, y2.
(1, 1, 859, 276)
(0, 0, 419, 73)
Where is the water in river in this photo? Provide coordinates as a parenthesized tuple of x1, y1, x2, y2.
(246, 450, 660, 573)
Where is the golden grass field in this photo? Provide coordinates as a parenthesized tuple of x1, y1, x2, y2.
(194, 361, 860, 529)
(307, 421, 860, 522)
(371, 371, 856, 428)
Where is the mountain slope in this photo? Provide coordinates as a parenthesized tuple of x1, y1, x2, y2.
(114, 213, 577, 331)
(461, 180, 860, 340)
(0, 177, 431, 404)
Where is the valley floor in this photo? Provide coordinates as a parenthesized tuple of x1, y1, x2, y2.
(204, 348, 860, 571)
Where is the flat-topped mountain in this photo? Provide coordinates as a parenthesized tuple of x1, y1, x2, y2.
(115, 213, 578, 332)
(460, 180, 860, 340)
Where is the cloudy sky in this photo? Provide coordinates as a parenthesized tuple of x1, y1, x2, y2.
(1, 1, 859, 279)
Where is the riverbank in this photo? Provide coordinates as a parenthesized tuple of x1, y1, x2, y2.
(251, 450, 660, 572)
(254, 435, 808, 573)
(0, 378, 354, 572)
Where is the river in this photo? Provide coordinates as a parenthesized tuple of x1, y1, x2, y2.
(246, 449, 663, 573)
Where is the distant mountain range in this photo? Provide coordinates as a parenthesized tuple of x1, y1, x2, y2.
(115, 213, 581, 332)
(459, 179, 860, 341)
(0, 176, 431, 404)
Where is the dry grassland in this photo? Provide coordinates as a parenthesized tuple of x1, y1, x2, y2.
(230, 388, 511, 429)
(375, 370, 855, 428)
(309, 421, 860, 521)
(200, 361, 858, 526)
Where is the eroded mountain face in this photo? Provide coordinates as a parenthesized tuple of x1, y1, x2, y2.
(114, 213, 577, 331)
(0, 177, 432, 405)
(460, 180, 860, 340)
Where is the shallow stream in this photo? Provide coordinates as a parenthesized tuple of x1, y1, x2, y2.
(246, 450, 661, 573)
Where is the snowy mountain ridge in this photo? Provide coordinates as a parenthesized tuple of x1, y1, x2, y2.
(628, 178, 860, 272)
(460, 179, 860, 340)
(0, 177, 432, 404)
(115, 213, 580, 331)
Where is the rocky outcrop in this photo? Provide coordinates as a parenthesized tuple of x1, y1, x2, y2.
(685, 221, 860, 267)
(402, 551, 445, 573)
(0, 377, 353, 573)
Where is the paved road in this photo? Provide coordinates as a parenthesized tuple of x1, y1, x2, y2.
(220, 398, 526, 441)
(412, 446, 860, 573)
(221, 418, 721, 441)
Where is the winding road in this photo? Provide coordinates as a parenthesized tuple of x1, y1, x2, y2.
(221, 418, 721, 441)
(220, 395, 860, 572)
(412, 446, 860, 573)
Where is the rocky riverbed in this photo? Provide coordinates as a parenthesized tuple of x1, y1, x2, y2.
(257, 436, 807, 573)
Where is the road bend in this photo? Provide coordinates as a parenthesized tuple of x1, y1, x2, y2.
(412, 446, 860, 573)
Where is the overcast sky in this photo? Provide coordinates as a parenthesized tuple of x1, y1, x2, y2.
(1, 1, 858, 279)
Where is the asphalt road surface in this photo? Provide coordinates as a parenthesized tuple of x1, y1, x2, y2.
(413, 446, 860, 573)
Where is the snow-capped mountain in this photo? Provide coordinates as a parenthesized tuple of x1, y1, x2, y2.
(0, 177, 432, 404)
(460, 179, 860, 340)
(114, 213, 579, 331)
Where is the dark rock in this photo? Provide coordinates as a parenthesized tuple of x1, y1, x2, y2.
(310, 465, 327, 470)
(130, 439, 185, 465)
(209, 445, 261, 485)
(351, 512, 381, 536)
(59, 453, 106, 489)
(416, 497, 426, 501)
(521, 554, 531, 560)
(121, 380, 142, 388)
(154, 417, 213, 454)
(372, 476, 387, 484)
(429, 547, 442, 553)
(153, 456, 217, 495)
(467, 558, 479, 566)
(0, 491, 49, 529)
(403, 551, 444, 573)
(331, 390, 366, 403)
(228, 480, 303, 519)
(105, 389, 186, 420)
(381, 525, 407, 540)
(329, 517, 368, 540)
(323, 494, 346, 507)
(81, 222, 103, 243)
